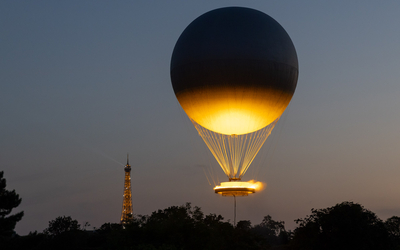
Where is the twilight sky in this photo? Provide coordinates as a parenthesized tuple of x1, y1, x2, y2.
(2, 1, 400, 235)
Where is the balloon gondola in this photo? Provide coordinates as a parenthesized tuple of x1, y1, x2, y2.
(214, 182, 258, 196)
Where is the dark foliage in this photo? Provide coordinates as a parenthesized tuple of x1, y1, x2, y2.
(43, 216, 80, 236)
(4, 203, 287, 250)
(4, 201, 400, 250)
(252, 215, 291, 246)
(0, 171, 24, 241)
(385, 216, 400, 249)
(291, 201, 391, 250)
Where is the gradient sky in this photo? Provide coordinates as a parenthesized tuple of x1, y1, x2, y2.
(2, 1, 400, 235)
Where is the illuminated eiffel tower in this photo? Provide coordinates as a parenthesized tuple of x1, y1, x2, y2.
(120, 154, 132, 223)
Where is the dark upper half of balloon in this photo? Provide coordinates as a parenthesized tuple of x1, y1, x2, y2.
(171, 7, 298, 94)
(171, 7, 298, 70)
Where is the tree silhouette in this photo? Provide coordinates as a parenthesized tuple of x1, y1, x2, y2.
(43, 216, 80, 236)
(291, 201, 391, 250)
(4, 200, 400, 250)
(42, 216, 87, 250)
(0, 171, 24, 238)
(385, 216, 400, 248)
(386, 216, 400, 238)
(252, 215, 290, 247)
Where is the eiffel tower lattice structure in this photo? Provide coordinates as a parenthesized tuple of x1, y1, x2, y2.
(120, 154, 133, 223)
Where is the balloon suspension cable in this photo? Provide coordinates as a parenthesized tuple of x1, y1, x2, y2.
(233, 195, 236, 227)
(191, 118, 279, 180)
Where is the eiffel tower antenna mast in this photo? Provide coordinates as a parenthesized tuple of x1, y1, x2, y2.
(120, 154, 132, 224)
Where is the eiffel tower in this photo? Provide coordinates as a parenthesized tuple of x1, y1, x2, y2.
(120, 154, 132, 223)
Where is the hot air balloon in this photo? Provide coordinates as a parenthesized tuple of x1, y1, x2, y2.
(171, 7, 298, 196)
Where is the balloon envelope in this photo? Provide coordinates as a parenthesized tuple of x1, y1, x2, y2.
(171, 7, 298, 135)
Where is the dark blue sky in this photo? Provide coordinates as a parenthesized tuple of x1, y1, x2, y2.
(2, 1, 400, 235)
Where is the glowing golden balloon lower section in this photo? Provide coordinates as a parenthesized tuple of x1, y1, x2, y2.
(176, 86, 292, 135)
(214, 180, 265, 196)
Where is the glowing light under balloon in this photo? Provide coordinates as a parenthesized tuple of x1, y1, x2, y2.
(214, 180, 265, 196)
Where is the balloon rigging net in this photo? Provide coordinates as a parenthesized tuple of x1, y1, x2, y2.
(191, 118, 279, 181)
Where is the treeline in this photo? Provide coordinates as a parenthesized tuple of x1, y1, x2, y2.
(1, 172, 400, 249)
(2, 201, 400, 250)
